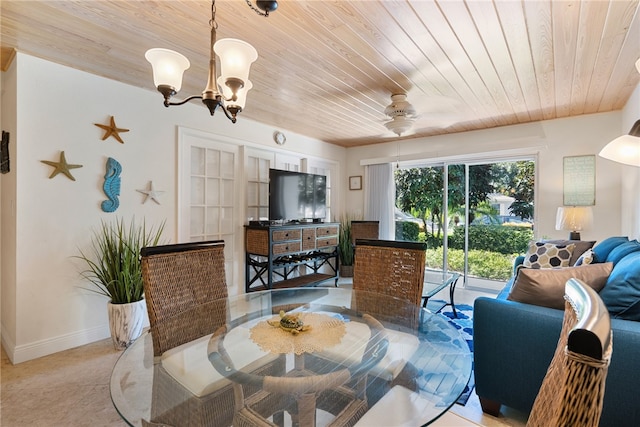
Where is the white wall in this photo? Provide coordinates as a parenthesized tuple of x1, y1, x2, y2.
(1, 53, 345, 363)
(345, 112, 629, 244)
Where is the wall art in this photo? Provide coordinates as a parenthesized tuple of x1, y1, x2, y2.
(102, 157, 122, 212)
(563, 155, 595, 206)
(40, 151, 83, 181)
(94, 116, 129, 144)
(136, 181, 165, 205)
(349, 175, 362, 191)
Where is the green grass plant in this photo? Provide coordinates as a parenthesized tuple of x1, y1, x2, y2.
(76, 217, 165, 304)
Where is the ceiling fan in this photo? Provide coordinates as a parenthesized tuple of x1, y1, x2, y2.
(382, 92, 462, 137)
(383, 93, 417, 137)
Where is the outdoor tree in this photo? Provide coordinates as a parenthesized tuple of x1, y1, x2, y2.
(508, 161, 535, 220)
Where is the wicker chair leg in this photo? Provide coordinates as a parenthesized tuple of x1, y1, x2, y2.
(479, 397, 501, 417)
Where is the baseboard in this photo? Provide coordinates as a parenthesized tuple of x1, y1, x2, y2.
(1, 323, 17, 362)
(2, 323, 110, 364)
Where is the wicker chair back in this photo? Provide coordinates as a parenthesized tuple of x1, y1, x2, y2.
(141, 240, 228, 356)
(352, 239, 426, 329)
(527, 278, 612, 427)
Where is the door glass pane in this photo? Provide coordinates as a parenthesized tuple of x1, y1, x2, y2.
(395, 166, 445, 260)
(191, 177, 205, 205)
(206, 150, 220, 177)
(206, 178, 220, 205)
(206, 207, 220, 235)
(463, 161, 535, 290)
(220, 152, 234, 178)
(221, 179, 233, 206)
(190, 207, 205, 236)
(191, 147, 205, 175)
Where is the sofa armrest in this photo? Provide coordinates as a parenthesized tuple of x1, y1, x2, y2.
(473, 296, 563, 414)
(513, 255, 525, 275)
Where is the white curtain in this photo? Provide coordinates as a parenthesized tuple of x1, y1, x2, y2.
(364, 163, 395, 239)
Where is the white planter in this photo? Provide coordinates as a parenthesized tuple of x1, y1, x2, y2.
(108, 299, 146, 350)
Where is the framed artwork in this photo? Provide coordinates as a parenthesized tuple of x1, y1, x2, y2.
(563, 155, 595, 206)
(349, 175, 362, 191)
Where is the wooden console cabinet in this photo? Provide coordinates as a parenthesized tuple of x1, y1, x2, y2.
(245, 223, 340, 292)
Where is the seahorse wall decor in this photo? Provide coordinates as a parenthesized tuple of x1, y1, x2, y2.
(101, 157, 122, 212)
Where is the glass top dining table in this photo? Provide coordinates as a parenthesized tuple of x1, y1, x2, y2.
(110, 287, 472, 427)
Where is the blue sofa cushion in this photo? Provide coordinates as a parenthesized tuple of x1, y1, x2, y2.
(599, 251, 640, 320)
(592, 236, 629, 263)
(605, 240, 640, 266)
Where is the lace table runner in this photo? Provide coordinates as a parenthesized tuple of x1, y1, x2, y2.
(250, 312, 346, 355)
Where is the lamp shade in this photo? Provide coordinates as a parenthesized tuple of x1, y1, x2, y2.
(145, 48, 190, 92)
(556, 206, 593, 232)
(214, 38, 258, 86)
(218, 77, 253, 110)
(598, 120, 640, 167)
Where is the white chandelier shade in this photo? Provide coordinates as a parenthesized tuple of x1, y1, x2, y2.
(145, 48, 191, 92)
(214, 38, 258, 87)
(218, 77, 253, 110)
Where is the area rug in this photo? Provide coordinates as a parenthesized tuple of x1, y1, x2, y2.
(433, 301, 475, 406)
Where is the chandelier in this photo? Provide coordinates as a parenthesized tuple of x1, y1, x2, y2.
(384, 93, 417, 137)
(145, 0, 277, 123)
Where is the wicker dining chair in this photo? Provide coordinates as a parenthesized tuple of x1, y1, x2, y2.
(348, 239, 428, 404)
(526, 278, 612, 427)
(350, 221, 380, 246)
(207, 314, 389, 427)
(352, 239, 427, 329)
(141, 240, 283, 427)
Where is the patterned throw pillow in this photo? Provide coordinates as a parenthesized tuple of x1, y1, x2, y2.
(575, 248, 594, 266)
(523, 241, 575, 269)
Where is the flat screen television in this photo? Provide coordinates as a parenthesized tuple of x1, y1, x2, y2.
(269, 169, 327, 222)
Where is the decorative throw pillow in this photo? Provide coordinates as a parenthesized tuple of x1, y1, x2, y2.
(543, 239, 596, 266)
(507, 263, 613, 310)
(574, 249, 594, 266)
(523, 242, 575, 269)
(605, 240, 640, 266)
(592, 236, 629, 263)
(599, 252, 640, 320)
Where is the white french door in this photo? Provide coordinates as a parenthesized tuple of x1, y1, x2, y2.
(178, 127, 240, 294)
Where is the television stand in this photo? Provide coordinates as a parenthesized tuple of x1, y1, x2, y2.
(244, 223, 340, 292)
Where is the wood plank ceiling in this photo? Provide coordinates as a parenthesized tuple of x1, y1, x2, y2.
(2, 0, 639, 147)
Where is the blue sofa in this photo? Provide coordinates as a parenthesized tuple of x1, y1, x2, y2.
(474, 237, 640, 427)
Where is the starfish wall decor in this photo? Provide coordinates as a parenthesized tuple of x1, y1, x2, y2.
(137, 181, 165, 205)
(40, 151, 83, 181)
(94, 116, 129, 144)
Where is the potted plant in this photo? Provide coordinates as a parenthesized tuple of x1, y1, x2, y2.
(338, 214, 355, 277)
(76, 217, 165, 350)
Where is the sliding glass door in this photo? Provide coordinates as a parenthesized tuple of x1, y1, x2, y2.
(395, 158, 535, 290)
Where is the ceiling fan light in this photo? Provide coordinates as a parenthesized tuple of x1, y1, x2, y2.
(145, 48, 190, 92)
(384, 116, 415, 137)
(214, 38, 258, 87)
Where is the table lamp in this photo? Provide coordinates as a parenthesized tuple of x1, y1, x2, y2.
(555, 206, 593, 240)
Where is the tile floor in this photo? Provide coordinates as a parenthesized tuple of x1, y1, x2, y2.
(1, 281, 528, 427)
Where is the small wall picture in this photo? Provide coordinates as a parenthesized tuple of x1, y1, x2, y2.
(349, 175, 362, 191)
